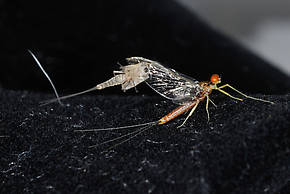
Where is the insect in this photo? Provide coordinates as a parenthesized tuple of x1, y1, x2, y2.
(30, 54, 153, 105)
(29, 52, 274, 148)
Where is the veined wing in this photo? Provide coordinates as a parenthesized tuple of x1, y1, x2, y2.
(146, 61, 203, 104)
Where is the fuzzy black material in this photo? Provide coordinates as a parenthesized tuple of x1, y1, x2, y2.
(0, 0, 289, 193)
(1, 90, 289, 193)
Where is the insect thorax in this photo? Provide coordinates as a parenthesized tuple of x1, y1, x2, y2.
(197, 81, 213, 98)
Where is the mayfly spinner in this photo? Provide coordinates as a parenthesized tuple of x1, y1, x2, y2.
(32, 55, 153, 105)
(29, 52, 273, 148)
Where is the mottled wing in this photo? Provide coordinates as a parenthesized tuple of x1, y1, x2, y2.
(146, 61, 202, 104)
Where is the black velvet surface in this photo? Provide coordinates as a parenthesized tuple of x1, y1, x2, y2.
(0, 0, 289, 193)
(0, 90, 289, 193)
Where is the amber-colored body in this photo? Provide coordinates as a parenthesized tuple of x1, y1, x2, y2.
(158, 81, 213, 126)
(158, 101, 198, 125)
(157, 74, 273, 127)
(30, 52, 274, 148)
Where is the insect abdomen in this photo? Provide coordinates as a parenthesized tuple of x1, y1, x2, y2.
(96, 74, 126, 90)
(158, 101, 197, 125)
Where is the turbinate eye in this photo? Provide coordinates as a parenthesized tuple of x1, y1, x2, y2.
(210, 74, 220, 84)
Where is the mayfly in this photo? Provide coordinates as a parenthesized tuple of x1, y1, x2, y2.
(29, 51, 274, 148)
(31, 54, 153, 105)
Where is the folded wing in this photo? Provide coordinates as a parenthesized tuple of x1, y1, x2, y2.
(146, 60, 202, 104)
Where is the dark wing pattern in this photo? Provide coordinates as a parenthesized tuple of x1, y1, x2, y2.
(146, 61, 202, 104)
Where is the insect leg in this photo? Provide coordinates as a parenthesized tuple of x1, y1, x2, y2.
(206, 96, 217, 123)
(216, 88, 244, 101)
(117, 62, 123, 67)
(209, 98, 217, 107)
(177, 102, 199, 128)
(133, 81, 139, 93)
(113, 70, 123, 76)
(206, 96, 210, 122)
(218, 84, 274, 104)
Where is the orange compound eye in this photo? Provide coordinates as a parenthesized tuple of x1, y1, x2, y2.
(210, 74, 221, 84)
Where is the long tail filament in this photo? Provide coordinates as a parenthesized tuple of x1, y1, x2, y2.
(76, 121, 158, 149)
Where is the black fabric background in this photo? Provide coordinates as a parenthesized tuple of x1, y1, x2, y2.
(0, 0, 289, 193)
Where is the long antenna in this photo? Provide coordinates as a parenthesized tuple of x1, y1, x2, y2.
(28, 50, 63, 105)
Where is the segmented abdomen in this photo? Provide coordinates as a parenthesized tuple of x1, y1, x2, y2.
(158, 101, 197, 125)
(96, 74, 126, 90)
